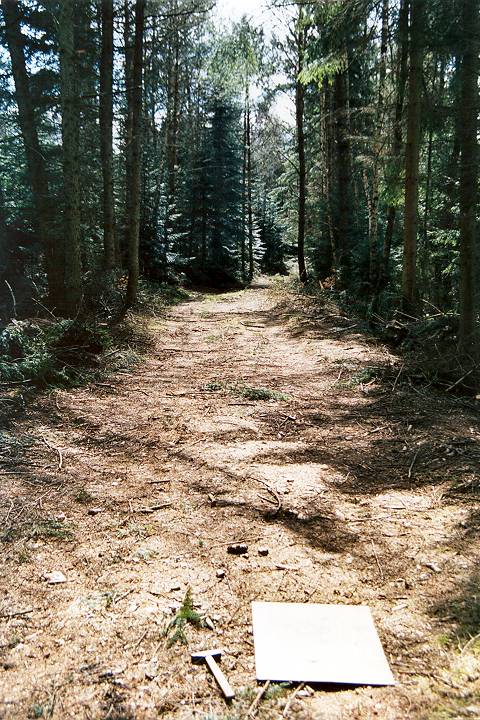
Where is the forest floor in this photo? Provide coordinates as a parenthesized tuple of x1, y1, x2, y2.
(1, 278, 480, 720)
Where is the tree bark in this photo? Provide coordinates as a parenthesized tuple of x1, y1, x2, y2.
(125, 0, 145, 307)
(58, 0, 82, 316)
(402, 0, 424, 312)
(1, 0, 61, 305)
(99, 0, 116, 270)
(458, 0, 479, 356)
(295, 11, 307, 284)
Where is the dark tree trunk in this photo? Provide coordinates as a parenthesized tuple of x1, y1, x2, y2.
(367, 0, 389, 289)
(295, 14, 307, 283)
(1, 0, 61, 306)
(125, 0, 145, 307)
(458, 0, 479, 357)
(99, 0, 116, 270)
(378, 0, 409, 295)
(334, 67, 352, 288)
(241, 100, 247, 281)
(324, 80, 336, 271)
(402, 0, 425, 312)
(123, 0, 134, 262)
(58, 0, 82, 316)
(246, 101, 254, 280)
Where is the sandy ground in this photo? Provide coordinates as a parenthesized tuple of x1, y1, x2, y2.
(1, 279, 480, 719)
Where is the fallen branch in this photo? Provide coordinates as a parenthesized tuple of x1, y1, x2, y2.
(282, 683, 305, 717)
(247, 680, 270, 717)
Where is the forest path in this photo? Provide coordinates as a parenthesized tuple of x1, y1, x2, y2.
(1, 280, 480, 719)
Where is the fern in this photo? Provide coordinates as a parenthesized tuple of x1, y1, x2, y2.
(164, 588, 204, 647)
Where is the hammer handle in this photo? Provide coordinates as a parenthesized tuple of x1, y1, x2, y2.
(205, 654, 235, 700)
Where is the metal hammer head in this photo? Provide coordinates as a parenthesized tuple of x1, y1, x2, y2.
(191, 648, 223, 664)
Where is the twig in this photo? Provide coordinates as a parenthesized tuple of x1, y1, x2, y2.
(138, 502, 173, 513)
(160, 347, 212, 353)
(461, 632, 480, 655)
(392, 364, 404, 392)
(32, 297, 58, 320)
(371, 540, 384, 581)
(0, 379, 32, 386)
(247, 680, 270, 717)
(253, 478, 282, 514)
(283, 683, 305, 716)
(112, 589, 134, 606)
(41, 437, 63, 470)
(0, 607, 36, 619)
(4, 279, 16, 318)
(331, 324, 357, 333)
(408, 448, 421, 479)
(3, 499, 14, 525)
(446, 367, 475, 393)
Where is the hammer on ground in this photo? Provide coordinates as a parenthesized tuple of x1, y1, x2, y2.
(191, 648, 235, 701)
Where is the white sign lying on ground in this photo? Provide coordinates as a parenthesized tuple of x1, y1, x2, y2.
(252, 602, 395, 686)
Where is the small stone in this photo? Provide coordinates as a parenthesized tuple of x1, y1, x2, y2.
(258, 547, 269, 557)
(465, 706, 480, 716)
(55, 512, 66, 522)
(216, 569, 226, 579)
(43, 571, 67, 585)
(205, 617, 215, 631)
(227, 544, 248, 555)
(88, 508, 103, 516)
(170, 583, 181, 592)
(145, 659, 159, 680)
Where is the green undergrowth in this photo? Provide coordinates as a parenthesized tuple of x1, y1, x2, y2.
(204, 380, 290, 402)
(0, 316, 112, 388)
(2, 518, 74, 544)
(0, 282, 188, 389)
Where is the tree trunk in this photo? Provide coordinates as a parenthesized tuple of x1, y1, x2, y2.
(295, 12, 307, 283)
(334, 66, 352, 288)
(378, 0, 409, 294)
(1, 0, 61, 305)
(241, 99, 247, 281)
(123, 0, 134, 262)
(402, 0, 424, 312)
(99, 0, 116, 270)
(246, 99, 254, 280)
(125, 0, 145, 307)
(58, 0, 82, 316)
(368, 0, 389, 289)
(458, 0, 479, 356)
(323, 79, 336, 271)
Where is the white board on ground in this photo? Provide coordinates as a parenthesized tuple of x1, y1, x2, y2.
(251, 602, 395, 686)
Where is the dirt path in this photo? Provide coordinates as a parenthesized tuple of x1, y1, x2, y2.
(1, 280, 480, 719)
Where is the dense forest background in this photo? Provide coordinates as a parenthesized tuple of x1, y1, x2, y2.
(0, 0, 478, 386)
